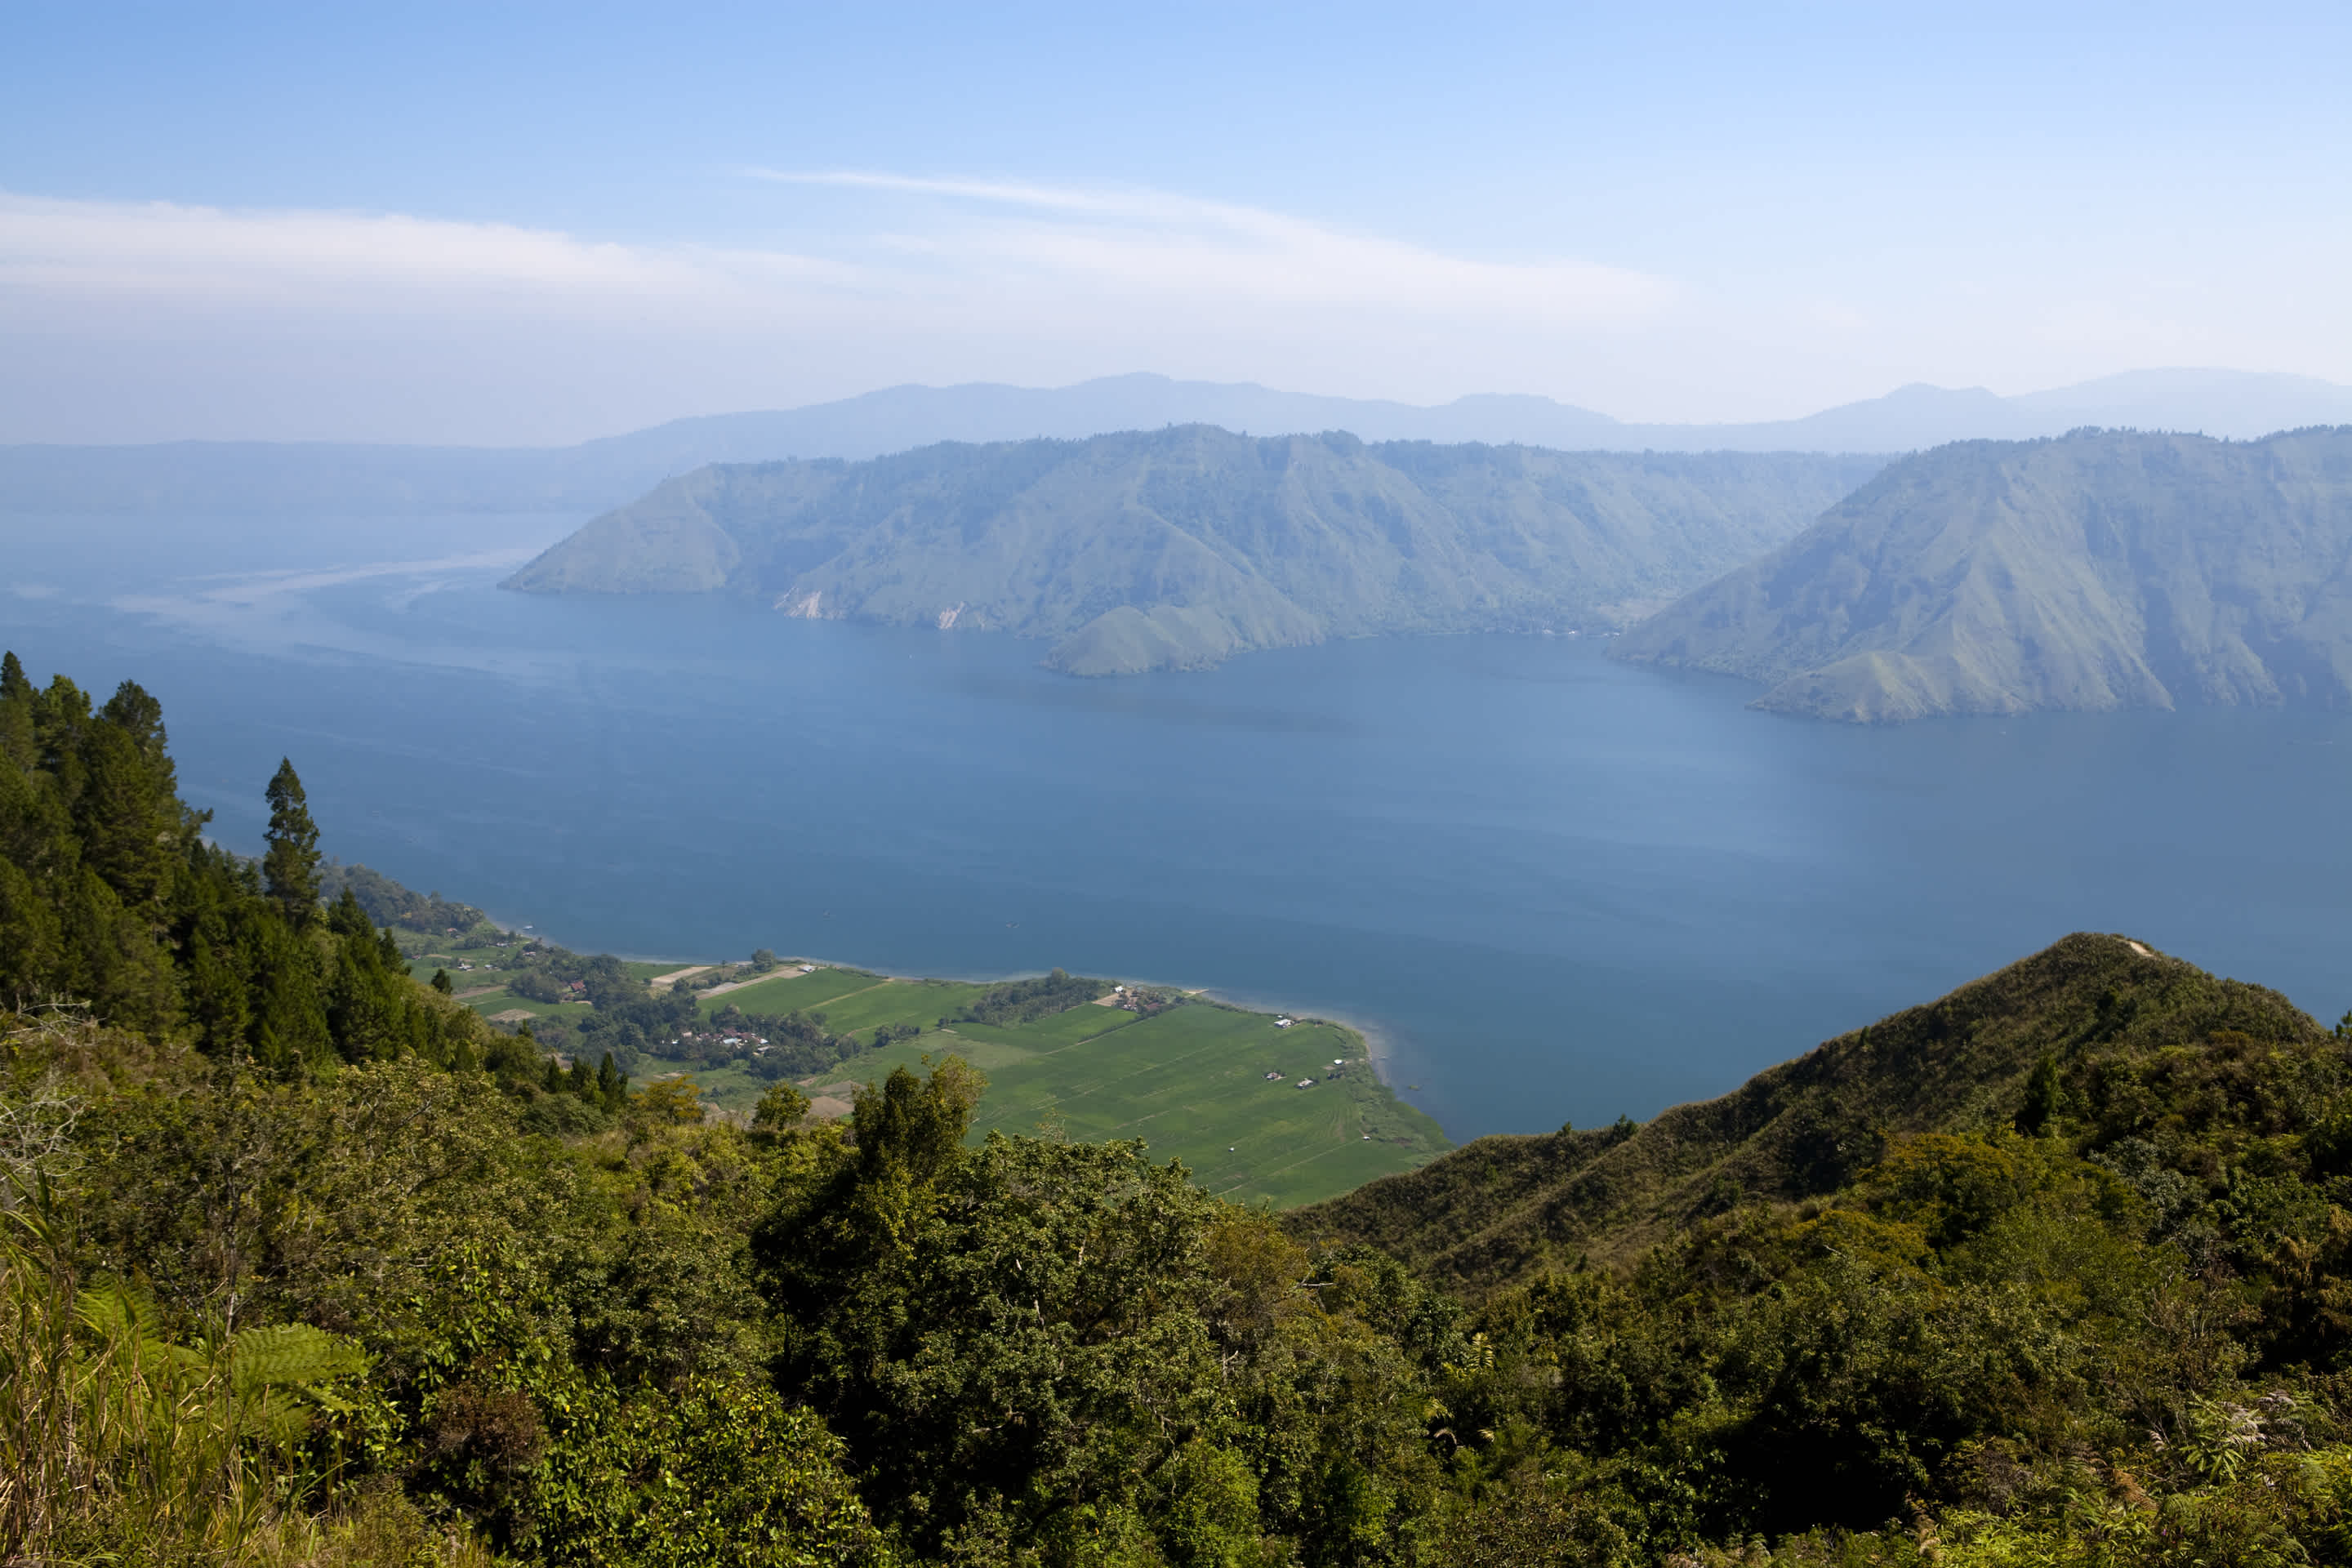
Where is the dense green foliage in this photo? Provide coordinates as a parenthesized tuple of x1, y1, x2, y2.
(318, 858, 489, 935)
(0, 653, 488, 1074)
(504, 429, 1882, 674)
(11, 659, 2352, 1565)
(1295, 933, 2331, 1284)
(1615, 425, 2352, 720)
(951, 969, 1110, 1027)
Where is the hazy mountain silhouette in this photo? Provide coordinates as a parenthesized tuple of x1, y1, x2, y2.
(7, 369, 2348, 515)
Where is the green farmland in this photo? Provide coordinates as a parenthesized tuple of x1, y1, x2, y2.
(804, 998, 1450, 1209)
(696, 964, 882, 1016)
(429, 935, 1452, 1207)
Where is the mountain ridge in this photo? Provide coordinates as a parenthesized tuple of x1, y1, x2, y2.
(1292, 930, 2334, 1294)
(1613, 425, 2352, 721)
(10, 367, 2350, 514)
(501, 426, 1886, 674)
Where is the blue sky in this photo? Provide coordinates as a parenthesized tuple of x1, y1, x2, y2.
(4, 2, 2349, 442)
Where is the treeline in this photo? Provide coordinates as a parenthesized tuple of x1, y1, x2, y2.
(318, 858, 489, 935)
(10, 656, 2352, 1565)
(0, 653, 481, 1072)
(951, 967, 1109, 1027)
(0, 649, 628, 1111)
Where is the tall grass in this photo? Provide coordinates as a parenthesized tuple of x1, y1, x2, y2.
(0, 1180, 485, 1566)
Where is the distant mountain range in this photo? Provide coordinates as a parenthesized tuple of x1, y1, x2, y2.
(504, 429, 1884, 675)
(7, 368, 2350, 515)
(1614, 426, 2352, 721)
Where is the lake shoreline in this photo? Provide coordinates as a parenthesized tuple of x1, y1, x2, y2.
(573, 942, 1437, 1131)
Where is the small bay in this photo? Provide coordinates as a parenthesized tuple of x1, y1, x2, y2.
(7, 510, 2349, 1141)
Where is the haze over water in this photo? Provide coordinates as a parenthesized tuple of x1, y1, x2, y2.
(9, 510, 2349, 1141)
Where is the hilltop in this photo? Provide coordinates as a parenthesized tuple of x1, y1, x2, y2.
(504, 426, 1882, 673)
(1614, 425, 2352, 720)
(1294, 931, 2336, 1293)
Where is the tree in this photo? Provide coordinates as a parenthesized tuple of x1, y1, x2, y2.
(261, 760, 320, 925)
(0, 649, 35, 768)
(751, 1083, 811, 1144)
(634, 1077, 704, 1128)
(2016, 1053, 2065, 1136)
(431, 967, 453, 995)
(851, 1058, 984, 1186)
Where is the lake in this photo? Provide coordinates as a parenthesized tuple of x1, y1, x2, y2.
(7, 509, 2350, 1142)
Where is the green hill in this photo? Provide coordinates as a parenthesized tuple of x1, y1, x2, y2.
(1613, 425, 2352, 720)
(1294, 931, 2334, 1293)
(503, 427, 1882, 673)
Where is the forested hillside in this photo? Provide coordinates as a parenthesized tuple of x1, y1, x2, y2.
(10, 653, 2352, 1566)
(1615, 425, 2352, 721)
(505, 428, 1882, 674)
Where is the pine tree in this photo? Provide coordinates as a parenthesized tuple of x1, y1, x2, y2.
(431, 968, 453, 995)
(76, 710, 180, 917)
(0, 650, 36, 769)
(250, 912, 332, 1073)
(262, 760, 321, 925)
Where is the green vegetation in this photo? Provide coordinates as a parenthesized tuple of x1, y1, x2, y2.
(794, 997, 1447, 1209)
(504, 428, 1883, 673)
(696, 963, 884, 1016)
(960, 1004, 1439, 1209)
(16, 650, 2352, 1566)
(318, 858, 489, 935)
(817, 978, 995, 1038)
(1615, 425, 2352, 720)
(1294, 932, 2330, 1284)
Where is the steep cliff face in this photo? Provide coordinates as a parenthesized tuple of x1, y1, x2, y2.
(1614, 427, 2352, 721)
(503, 426, 1883, 673)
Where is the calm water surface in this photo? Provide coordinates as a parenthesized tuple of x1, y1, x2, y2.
(7, 511, 2349, 1139)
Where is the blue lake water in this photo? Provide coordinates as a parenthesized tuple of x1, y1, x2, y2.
(7, 510, 2350, 1142)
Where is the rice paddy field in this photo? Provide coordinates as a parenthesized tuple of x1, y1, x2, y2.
(412, 936, 1450, 1207)
(795, 987, 1451, 1209)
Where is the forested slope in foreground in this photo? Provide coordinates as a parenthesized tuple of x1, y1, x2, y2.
(1615, 425, 2352, 721)
(9, 651, 2352, 1566)
(504, 427, 1882, 675)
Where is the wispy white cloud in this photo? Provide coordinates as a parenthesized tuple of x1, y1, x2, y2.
(0, 192, 855, 299)
(8, 174, 2343, 444)
(752, 169, 1675, 320)
(0, 180, 1673, 326)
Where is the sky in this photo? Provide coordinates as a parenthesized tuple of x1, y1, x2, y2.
(4, 2, 2350, 445)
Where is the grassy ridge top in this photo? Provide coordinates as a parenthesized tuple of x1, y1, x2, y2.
(1614, 425, 2352, 721)
(505, 426, 1882, 673)
(1293, 931, 2332, 1291)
